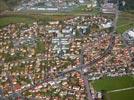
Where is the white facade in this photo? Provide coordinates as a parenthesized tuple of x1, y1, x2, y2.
(100, 21, 113, 29)
(128, 30, 134, 38)
(123, 28, 134, 46)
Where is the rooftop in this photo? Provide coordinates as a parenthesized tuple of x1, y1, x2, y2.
(128, 30, 134, 38)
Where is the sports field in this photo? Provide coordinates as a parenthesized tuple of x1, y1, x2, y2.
(91, 76, 134, 100)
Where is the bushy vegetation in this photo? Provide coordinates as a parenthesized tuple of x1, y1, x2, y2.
(125, 0, 134, 10)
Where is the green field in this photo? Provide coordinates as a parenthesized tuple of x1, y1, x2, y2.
(117, 12, 134, 33)
(0, 14, 75, 28)
(71, 5, 88, 13)
(92, 76, 134, 100)
(107, 89, 134, 100)
(0, 16, 35, 27)
(92, 76, 134, 91)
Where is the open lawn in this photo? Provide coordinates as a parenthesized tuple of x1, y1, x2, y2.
(0, 16, 35, 27)
(91, 76, 134, 92)
(107, 89, 134, 100)
(92, 76, 134, 100)
(71, 5, 88, 13)
(0, 14, 74, 28)
(70, 5, 100, 15)
(117, 11, 134, 33)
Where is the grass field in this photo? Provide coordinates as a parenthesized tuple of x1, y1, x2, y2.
(71, 5, 88, 13)
(107, 89, 134, 100)
(117, 12, 134, 33)
(92, 76, 134, 91)
(0, 16, 35, 27)
(92, 76, 134, 100)
(0, 14, 75, 28)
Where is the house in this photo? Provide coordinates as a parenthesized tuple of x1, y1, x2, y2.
(77, 25, 90, 35)
(101, 3, 116, 14)
(123, 28, 134, 46)
(62, 26, 73, 37)
(100, 21, 113, 29)
(49, 21, 59, 25)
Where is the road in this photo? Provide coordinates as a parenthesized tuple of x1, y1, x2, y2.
(79, 44, 93, 100)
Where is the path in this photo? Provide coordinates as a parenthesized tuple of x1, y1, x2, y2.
(108, 87, 134, 93)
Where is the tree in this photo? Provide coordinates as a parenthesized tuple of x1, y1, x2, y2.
(126, 0, 134, 10)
